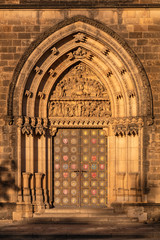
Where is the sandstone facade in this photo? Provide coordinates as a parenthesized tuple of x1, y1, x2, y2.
(0, 1, 160, 220)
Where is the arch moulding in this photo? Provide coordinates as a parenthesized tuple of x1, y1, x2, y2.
(10, 16, 153, 220)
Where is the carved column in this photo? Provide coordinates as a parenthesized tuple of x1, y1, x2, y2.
(116, 173, 126, 202)
(43, 175, 49, 207)
(17, 117, 23, 203)
(48, 126, 57, 205)
(22, 172, 31, 203)
(35, 173, 44, 212)
(102, 128, 109, 205)
(48, 135, 53, 205)
(129, 173, 138, 196)
(13, 172, 32, 221)
(38, 133, 49, 207)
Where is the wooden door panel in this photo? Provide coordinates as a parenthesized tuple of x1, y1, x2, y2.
(80, 129, 107, 207)
(53, 129, 107, 208)
(53, 129, 80, 207)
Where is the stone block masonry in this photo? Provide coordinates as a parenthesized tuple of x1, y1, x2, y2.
(0, 6, 160, 212)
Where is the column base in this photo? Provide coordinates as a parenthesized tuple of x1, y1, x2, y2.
(12, 203, 33, 221)
(33, 203, 45, 213)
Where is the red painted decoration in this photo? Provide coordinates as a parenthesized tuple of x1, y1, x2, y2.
(92, 155, 97, 161)
(91, 138, 96, 144)
(71, 164, 77, 170)
(63, 189, 68, 195)
(83, 164, 89, 170)
(63, 155, 68, 161)
(100, 164, 105, 170)
(63, 172, 68, 178)
(91, 189, 97, 195)
(91, 172, 97, 178)
(63, 138, 68, 144)
(55, 164, 60, 170)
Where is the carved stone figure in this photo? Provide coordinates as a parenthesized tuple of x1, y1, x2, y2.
(48, 63, 111, 118)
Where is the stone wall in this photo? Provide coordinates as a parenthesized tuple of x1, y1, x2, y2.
(0, 7, 160, 204)
(1, 0, 160, 7)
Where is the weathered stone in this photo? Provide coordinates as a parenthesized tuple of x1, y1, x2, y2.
(13, 26, 25, 32)
(137, 39, 148, 45)
(0, 5, 159, 221)
(129, 32, 142, 38)
(18, 33, 31, 39)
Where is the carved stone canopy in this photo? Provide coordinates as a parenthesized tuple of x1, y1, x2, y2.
(48, 63, 111, 118)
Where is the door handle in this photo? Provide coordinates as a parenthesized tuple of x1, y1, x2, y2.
(73, 170, 80, 176)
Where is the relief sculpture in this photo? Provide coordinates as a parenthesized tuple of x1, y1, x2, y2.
(48, 63, 111, 118)
(49, 100, 111, 117)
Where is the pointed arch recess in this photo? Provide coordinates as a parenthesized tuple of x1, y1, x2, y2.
(9, 17, 154, 213)
(8, 16, 153, 127)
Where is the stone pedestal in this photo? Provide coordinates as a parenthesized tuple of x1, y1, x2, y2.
(12, 202, 33, 221)
(13, 172, 33, 221)
(17, 189, 23, 203)
(30, 174, 36, 204)
(22, 172, 31, 203)
(35, 173, 45, 212)
(43, 175, 49, 208)
(116, 173, 126, 202)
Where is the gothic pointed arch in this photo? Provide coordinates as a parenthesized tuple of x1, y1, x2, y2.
(9, 16, 154, 217)
(8, 16, 153, 125)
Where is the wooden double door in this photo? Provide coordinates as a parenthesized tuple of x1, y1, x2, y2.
(53, 129, 108, 207)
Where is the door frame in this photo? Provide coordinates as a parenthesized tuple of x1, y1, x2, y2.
(51, 127, 109, 208)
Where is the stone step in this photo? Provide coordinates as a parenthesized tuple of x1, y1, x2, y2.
(34, 212, 127, 218)
(32, 215, 138, 225)
(32, 208, 139, 224)
(44, 207, 114, 214)
(33, 210, 137, 224)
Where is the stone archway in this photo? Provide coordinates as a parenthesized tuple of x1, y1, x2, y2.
(9, 16, 153, 220)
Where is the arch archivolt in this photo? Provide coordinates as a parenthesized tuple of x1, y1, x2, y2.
(18, 41, 142, 120)
(12, 21, 149, 120)
(9, 17, 153, 213)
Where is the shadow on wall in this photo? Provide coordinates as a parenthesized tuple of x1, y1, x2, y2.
(0, 160, 18, 210)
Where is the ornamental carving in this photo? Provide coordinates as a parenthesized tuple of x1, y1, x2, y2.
(102, 49, 110, 56)
(128, 90, 136, 98)
(35, 118, 45, 136)
(113, 125, 139, 137)
(38, 91, 45, 99)
(8, 16, 153, 120)
(68, 47, 93, 61)
(15, 115, 146, 136)
(22, 116, 33, 135)
(51, 47, 59, 55)
(73, 33, 86, 42)
(48, 63, 111, 118)
(34, 66, 42, 75)
(111, 117, 144, 136)
(25, 90, 32, 98)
